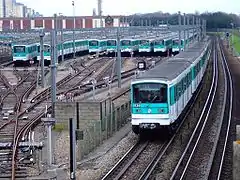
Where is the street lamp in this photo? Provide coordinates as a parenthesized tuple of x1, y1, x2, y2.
(72, 0, 76, 59)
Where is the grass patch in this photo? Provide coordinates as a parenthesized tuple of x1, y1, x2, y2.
(230, 34, 240, 54)
(53, 123, 67, 132)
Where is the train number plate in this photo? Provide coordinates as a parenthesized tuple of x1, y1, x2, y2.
(139, 123, 157, 129)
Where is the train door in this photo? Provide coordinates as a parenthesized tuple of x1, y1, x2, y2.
(183, 75, 188, 107)
(150, 41, 154, 52)
(177, 81, 182, 115)
(187, 72, 191, 101)
(170, 85, 176, 120)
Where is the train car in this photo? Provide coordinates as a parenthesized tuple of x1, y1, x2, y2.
(172, 39, 190, 53)
(106, 39, 117, 52)
(88, 39, 107, 53)
(37, 43, 51, 62)
(12, 43, 38, 65)
(130, 40, 210, 135)
(153, 38, 172, 53)
(63, 40, 74, 55)
(75, 40, 88, 52)
(120, 39, 140, 53)
(138, 39, 154, 53)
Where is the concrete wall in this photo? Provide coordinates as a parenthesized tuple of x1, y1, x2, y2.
(54, 100, 101, 129)
(54, 98, 130, 161)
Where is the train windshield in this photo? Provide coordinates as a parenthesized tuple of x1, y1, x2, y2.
(37, 45, 50, 52)
(173, 40, 179, 45)
(121, 40, 131, 46)
(132, 83, 167, 103)
(13, 46, 25, 53)
(154, 40, 164, 45)
(107, 40, 116, 46)
(140, 40, 149, 45)
(44, 45, 50, 52)
(89, 40, 98, 46)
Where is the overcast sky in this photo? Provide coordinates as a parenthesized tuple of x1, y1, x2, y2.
(18, 0, 239, 16)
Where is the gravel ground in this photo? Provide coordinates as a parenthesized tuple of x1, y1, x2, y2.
(54, 131, 70, 165)
(1, 70, 18, 84)
(75, 131, 138, 180)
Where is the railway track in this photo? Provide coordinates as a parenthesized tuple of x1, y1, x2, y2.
(167, 38, 232, 180)
(67, 57, 163, 97)
(1, 57, 133, 179)
(101, 140, 167, 180)
(29, 57, 108, 103)
(0, 56, 164, 179)
(207, 38, 233, 179)
(0, 70, 39, 179)
(168, 37, 219, 180)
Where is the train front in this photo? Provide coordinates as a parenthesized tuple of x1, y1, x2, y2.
(106, 39, 117, 53)
(120, 39, 132, 53)
(88, 40, 99, 53)
(12, 45, 27, 62)
(131, 81, 170, 134)
(138, 40, 151, 52)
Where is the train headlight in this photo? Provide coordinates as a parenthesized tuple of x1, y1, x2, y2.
(137, 61, 146, 70)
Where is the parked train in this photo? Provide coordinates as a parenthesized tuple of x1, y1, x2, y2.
(12, 43, 38, 65)
(88, 39, 107, 54)
(12, 39, 89, 65)
(130, 38, 211, 135)
(120, 39, 140, 53)
(11, 32, 199, 65)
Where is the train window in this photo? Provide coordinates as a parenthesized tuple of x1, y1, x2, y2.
(121, 40, 131, 46)
(175, 84, 178, 101)
(89, 40, 98, 46)
(107, 40, 116, 46)
(181, 40, 184, 45)
(44, 45, 50, 52)
(173, 40, 179, 45)
(14, 46, 25, 53)
(170, 86, 175, 105)
(154, 40, 163, 45)
(140, 40, 148, 45)
(184, 76, 187, 90)
(132, 83, 167, 104)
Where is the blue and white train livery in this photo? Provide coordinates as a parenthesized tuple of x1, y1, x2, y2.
(130, 39, 211, 135)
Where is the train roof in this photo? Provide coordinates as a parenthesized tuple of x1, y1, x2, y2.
(36, 43, 51, 46)
(88, 39, 106, 41)
(135, 59, 191, 82)
(12, 42, 38, 46)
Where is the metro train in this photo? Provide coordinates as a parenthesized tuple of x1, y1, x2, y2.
(172, 38, 186, 53)
(120, 39, 140, 53)
(12, 39, 89, 65)
(36, 43, 51, 62)
(12, 43, 38, 64)
(153, 38, 173, 53)
(130, 39, 211, 135)
(138, 39, 154, 53)
(106, 39, 117, 52)
(88, 39, 107, 54)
